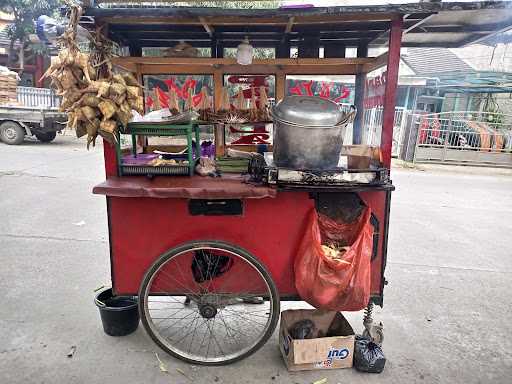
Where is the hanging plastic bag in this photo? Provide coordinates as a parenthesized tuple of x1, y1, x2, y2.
(191, 250, 233, 283)
(353, 335, 386, 373)
(294, 207, 373, 311)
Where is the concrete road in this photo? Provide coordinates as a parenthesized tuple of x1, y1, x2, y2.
(1, 135, 511, 384)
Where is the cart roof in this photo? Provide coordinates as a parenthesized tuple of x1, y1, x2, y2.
(83, 1, 512, 50)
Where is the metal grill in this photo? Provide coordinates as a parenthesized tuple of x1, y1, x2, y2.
(121, 164, 190, 176)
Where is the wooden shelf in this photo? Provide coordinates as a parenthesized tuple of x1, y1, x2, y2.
(93, 175, 277, 199)
(112, 56, 380, 75)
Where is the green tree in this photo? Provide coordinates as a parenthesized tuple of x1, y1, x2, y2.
(0, 0, 60, 70)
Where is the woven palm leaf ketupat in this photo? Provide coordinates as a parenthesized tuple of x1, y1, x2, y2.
(40, 1, 143, 149)
(248, 88, 257, 121)
(198, 86, 212, 121)
(258, 85, 271, 122)
(168, 87, 180, 115)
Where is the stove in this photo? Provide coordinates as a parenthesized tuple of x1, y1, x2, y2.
(248, 154, 391, 190)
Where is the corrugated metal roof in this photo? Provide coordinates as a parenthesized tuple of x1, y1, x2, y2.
(428, 71, 512, 93)
(401, 48, 473, 76)
(86, 1, 512, 49)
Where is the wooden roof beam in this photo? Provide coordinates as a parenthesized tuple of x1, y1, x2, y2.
(362, 52, 389, 73)
(285, 17, 295, 34)
(199, 17, 214, 36)
(112, 57, 374, 66)
(99, 12, 397, 26)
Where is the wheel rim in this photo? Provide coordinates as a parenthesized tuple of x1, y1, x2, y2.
(4, 127, 16, 140)
(140, 244, 277, 364)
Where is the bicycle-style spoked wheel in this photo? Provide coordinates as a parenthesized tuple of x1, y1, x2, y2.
(138, 241, 280, 365)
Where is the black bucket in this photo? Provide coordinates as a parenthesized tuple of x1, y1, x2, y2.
(95, 288, 139, 336)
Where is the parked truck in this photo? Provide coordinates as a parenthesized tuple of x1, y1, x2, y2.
(0, 86, 66, 145)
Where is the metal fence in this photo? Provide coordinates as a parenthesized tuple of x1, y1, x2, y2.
(16, 86, 61, 108)
(412, 111, 512, 167)
(358, 106, 407, 156)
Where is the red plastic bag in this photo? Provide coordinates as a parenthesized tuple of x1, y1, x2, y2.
(294, 208, 373, 311)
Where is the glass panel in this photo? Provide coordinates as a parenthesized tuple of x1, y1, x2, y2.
(361, 67, 387, 148)
(285, 75, 355, 104)
(143, 74, 214, 113)
(286, 74, 356, 145)
(140, 75, 214, 147)
(223, 74, 275, 106)
(223, 74, 275, 146)
(225, 122, 273, 146)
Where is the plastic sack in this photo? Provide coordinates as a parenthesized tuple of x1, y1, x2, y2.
(353, 335, 386, 373)
(191, 250, 233, 283)
(294, 208, 373, 311)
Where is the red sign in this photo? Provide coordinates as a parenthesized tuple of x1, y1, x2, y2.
(227, 75, 268, 87)
(229, 123, 271, 145)
(227, 75, 271, 100)
(145, 76, 207, 110)
(288, 80, 351, 103)
(364, 71, 386, 109)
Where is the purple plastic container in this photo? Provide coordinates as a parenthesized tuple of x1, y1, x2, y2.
(122, 154, 159, 165)
(201, 141, 216, 159)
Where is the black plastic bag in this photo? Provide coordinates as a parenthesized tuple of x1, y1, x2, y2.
(191, 250, 233, 283)
(353, 335, 386, 373)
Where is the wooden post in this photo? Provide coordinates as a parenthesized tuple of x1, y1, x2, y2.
(298, 34, 319, 58)
(129, 45, 142, 57)
(381, 18, 403, 168)
(103, 140, 119, 177)
(276, 71, 285, 102)
(213, 70, 223, 111)
(35, 55, 44, 87)
(323, 42, 346, 58)
(135, 63, 146, 149)
(211, 34, 224, 58)
(213, 70, 225, 157)
(353, 42, 368, 144)
(276, 37, 290, 59)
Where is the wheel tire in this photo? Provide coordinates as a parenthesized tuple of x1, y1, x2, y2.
(0, 121, 25, 145)
(138, 240, 280, 366)
(35, 131, 57, 143)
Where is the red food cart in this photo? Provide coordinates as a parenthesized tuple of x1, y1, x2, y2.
(83, 1, 511, 366)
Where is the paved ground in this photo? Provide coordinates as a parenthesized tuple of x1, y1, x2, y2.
(1, 135, 511, 384)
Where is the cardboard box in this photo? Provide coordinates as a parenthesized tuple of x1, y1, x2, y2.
(279, 309, 355, 371)
(341, 145, 382, 169)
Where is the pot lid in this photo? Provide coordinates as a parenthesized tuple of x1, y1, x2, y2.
(272, 96, 344, 126)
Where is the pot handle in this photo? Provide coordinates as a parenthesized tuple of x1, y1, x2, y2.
(337, 105, 357, 126)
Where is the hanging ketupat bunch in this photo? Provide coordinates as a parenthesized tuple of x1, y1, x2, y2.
(41, 2, 144, 149)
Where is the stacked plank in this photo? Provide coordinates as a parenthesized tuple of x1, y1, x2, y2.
(0, 72, 18, 105)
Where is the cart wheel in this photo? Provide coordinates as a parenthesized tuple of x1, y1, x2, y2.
(138, 240, 280, 365)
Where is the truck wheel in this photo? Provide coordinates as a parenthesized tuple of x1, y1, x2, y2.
(35, 132, 57, 143)
(0, 121, 25, 145)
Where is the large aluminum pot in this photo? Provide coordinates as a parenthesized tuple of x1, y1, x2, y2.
(272, 96, 355, 169)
